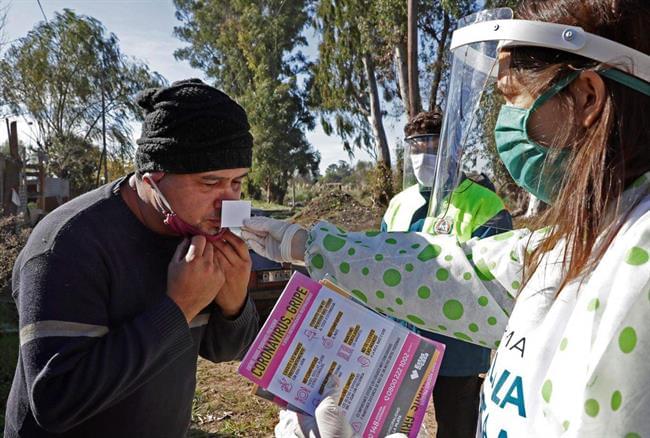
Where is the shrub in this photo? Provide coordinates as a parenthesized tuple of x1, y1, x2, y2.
(0, 215, 31, 294)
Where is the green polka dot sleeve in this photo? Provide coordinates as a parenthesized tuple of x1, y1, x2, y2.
(304, 221, 538, 347)
(467, 227, 548, 305)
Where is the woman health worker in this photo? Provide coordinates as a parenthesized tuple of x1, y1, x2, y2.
(243, 0, 650, 436)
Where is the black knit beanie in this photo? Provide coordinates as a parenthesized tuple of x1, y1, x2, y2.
(135, 78, 253, 174)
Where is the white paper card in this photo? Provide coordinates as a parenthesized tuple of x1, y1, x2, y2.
(220, 200, 251, 228)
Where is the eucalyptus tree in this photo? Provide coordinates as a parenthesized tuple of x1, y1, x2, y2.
(173, 0, 320, 203)
(0, 9, 164, 192)
(309, 0, 393, 169)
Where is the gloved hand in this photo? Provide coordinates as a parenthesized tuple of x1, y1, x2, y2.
(274, 376, 354, 438)
(241, 216, 308, 264)
(274, 376, 409, 438)
(312, 395, 407, 437)
(274, 408, 317, 438)
(313, 394, 355, 438)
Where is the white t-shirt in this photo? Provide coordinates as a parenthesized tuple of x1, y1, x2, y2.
(304, 176, 650, 437)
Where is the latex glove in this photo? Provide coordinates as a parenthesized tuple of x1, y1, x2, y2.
(274, 377, 409, 438)
(241, 216, 307, 264)
(275, 399, 408, 438)
(274, 408, 318, 438)
(274, 376, 352, 438)
(309, 378, 409, 437)
(313, 395, 355, 438)
(311, 376, 356, 438)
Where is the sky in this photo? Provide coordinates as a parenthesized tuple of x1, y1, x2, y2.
(1, 0, 407, 174)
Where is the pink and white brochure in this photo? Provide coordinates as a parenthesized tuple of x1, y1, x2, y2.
(239, 272, 445, 437)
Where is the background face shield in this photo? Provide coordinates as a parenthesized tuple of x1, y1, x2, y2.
(427, 8, 513, 232)
(402, 134, 440, 190)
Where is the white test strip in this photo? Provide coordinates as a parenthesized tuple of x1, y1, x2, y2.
(220, 200, 252, 228)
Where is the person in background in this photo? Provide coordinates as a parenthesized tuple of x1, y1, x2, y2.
(4, 79, 259, 438)
(381, 110, 512, 438)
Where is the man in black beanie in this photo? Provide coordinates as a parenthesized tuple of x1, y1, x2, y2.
(4, 79, 259, 438)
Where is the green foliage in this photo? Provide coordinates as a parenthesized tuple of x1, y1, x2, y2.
(0, 9, 164, 192)
(173, 0, 320, 204)
(418, 0, 477, 107)
(308, 0, 480, 201)
(309, 0, 384, 156)
(0, 215, 31, 295)
(321, 160, 374, 191)
(0, 139, 27, 157)
(47, 134, 103, 195)
(484, 0, 522, 9)
(321, 160, 353, 184)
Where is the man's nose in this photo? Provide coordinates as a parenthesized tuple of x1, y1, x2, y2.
(213, 189, 240, 208)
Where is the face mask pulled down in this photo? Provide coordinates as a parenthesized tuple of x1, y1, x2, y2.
(146, 177, 225, 242)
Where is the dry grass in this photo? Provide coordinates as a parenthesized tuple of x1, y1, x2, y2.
(189, 360, 279, 437)
(190, 359, 438, 437)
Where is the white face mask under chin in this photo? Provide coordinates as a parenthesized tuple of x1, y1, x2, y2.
(411, 153, 437, 187)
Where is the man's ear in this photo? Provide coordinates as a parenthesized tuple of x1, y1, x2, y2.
(569, 70, 607, 129)
(142, 172, 165, 186)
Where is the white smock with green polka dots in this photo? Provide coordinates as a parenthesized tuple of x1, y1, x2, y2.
(304, 175, 650, 437)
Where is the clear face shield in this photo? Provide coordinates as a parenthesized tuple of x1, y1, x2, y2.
(427, 8, 650, 230)
(427, 8, 512, 232)
(402, 134, 440, 190)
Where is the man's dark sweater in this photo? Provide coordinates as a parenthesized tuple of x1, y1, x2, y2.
(4, 177, 259, 437)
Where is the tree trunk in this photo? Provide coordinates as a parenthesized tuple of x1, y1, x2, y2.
(524, 194, 544, 218)
(407, 0, 422, 118)
(269, 181, 287, 205)
(276, 190, 286, 206)
(266, 181, 271, 203)
(2, 121, 21, 216)
(394, 42, 410, 112)
(96, 90, 107, 186)
(362, 53, 391, 169)
(428, 12, 450, 111)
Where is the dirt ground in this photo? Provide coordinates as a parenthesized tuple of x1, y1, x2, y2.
(291, 187, 383, 231)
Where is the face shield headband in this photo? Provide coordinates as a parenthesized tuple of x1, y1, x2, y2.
(450, 18, 650, 95)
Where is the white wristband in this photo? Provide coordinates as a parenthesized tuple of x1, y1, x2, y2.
(280, 223, 302, 263)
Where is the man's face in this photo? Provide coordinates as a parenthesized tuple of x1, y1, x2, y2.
(154, 168, 249, 235)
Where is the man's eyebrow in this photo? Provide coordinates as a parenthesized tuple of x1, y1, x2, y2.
(200, 172, 249, 181)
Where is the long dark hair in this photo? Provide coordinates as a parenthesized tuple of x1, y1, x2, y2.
(507, 0, 650, 292)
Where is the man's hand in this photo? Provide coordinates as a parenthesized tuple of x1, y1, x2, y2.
(212, 230, 252, 318)
(167, 236, 226, 322)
